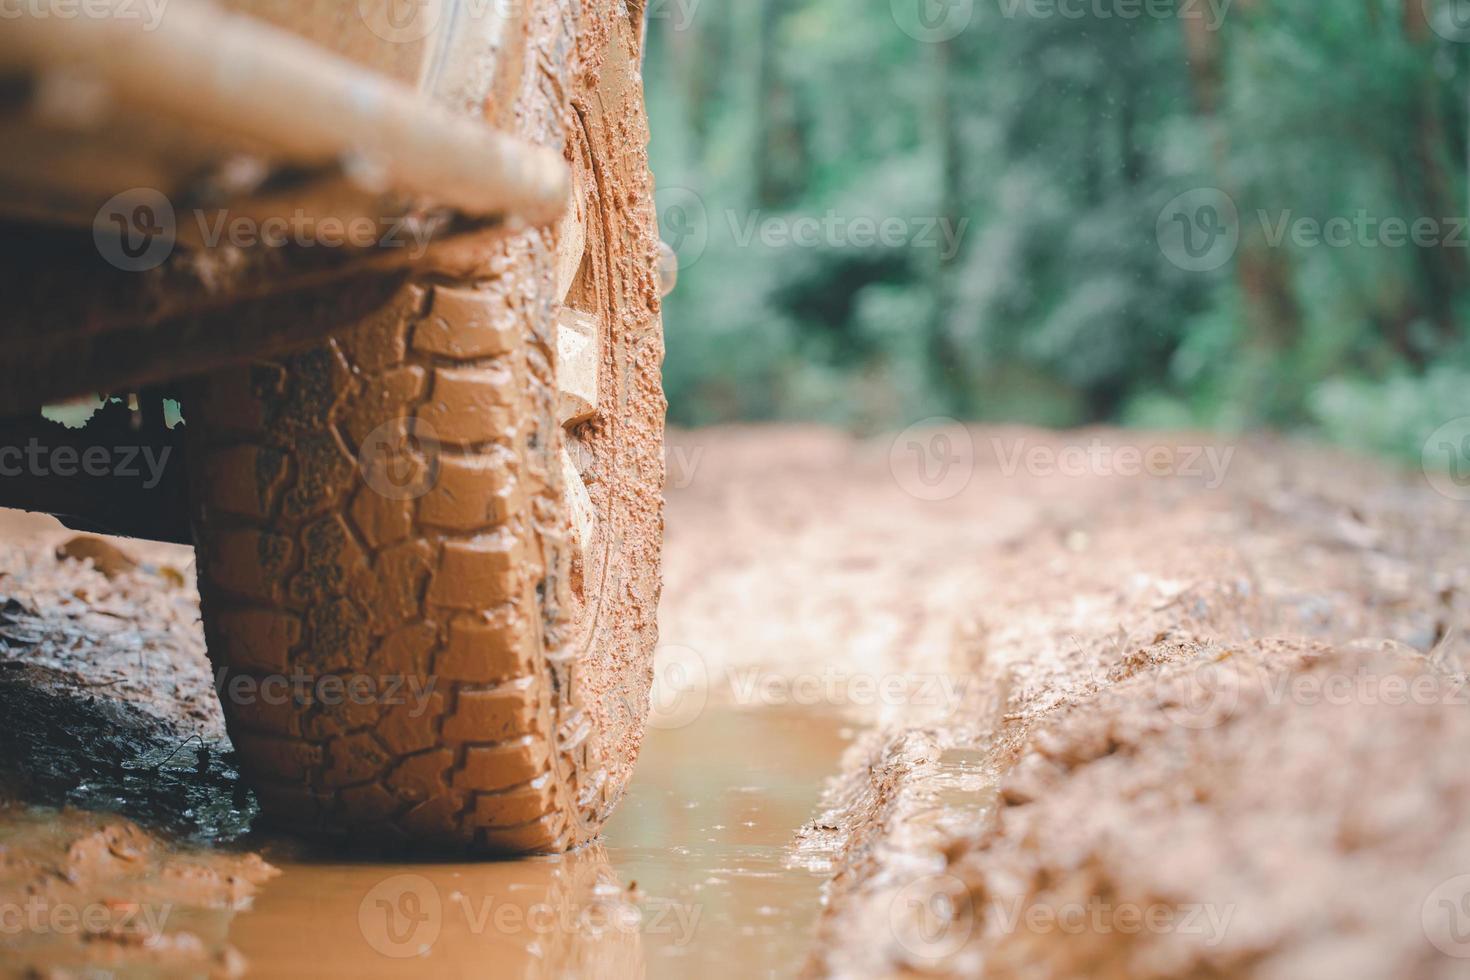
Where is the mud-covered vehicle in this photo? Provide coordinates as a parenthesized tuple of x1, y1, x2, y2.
(0, 0, 666, 854)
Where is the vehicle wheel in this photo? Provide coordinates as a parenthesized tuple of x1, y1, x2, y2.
(182, 3, 665, 854)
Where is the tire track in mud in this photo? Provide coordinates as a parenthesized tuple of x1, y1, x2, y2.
(655, 425, 1034, 975)
(787, 635, 1006, 978)
(1, 426, 1467, 977)
(659, 427, 1470, 979)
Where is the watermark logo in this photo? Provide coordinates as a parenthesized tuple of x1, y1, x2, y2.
(94, 188, 176, 272)
(95, 189, 448, 271)
(889, 873, 975, 963)
(1423, 874, 1470, 958)
(1155, 656, 1241, 730)
(1157, 187, 1239, 272)
(648, 643, 709, 731)
(360, 874, 442, 958)
(1431, 0, 1470, 42)
(890, 418, 975, 501)
(359, 418, 442, 502)
(1160, 188, 1470, 271)
(1422, 417, 1470, 502)
(359, 0, 442, 44)
(891, 0, 975, 42)
(655, 185, 709, 271)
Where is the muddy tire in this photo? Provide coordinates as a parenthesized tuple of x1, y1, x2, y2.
(183, 5, 665, 854)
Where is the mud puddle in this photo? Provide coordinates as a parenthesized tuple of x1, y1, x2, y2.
(226, 706, 852, 978)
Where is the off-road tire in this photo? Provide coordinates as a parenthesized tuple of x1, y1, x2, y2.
(183, 4, 665, 854)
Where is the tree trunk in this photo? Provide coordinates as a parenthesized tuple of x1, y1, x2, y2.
(1181, 13, 1300, 355)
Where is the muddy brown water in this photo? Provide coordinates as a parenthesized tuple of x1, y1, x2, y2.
(0, 511, 852, 977)
(226, 706, 850, 978)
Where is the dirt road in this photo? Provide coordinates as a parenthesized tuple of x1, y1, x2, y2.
(0, 425, 1467, 977)
(660, 426, 1470, 978)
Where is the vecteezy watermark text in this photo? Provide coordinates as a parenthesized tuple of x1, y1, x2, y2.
(213, 668, 438, 718)
(727, 210, 970, 262)
(1154, 652, 1470, 731)
(725, 667, 968, 714)
(647, 645, 972, 730)
(95, 188, 450, 273)
(357, 0, 701, 45)
(991, 437, 1236, 489)
(887, 873, 1235, 964)
(1158, 187, 1470, 272)
(0, 0, 169, 30)
(357, 874, 702, 959)
(0, 898, 173, 938)
(0, 439, 172, 489)
(996, 0, 1231, 29)
(191, 209, 446, 255)
(653, 187, 972, 269)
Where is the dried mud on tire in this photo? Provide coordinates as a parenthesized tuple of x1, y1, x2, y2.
(183, 4, 665, 855)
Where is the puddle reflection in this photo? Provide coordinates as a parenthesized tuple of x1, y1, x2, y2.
(229, 706, 850, 978)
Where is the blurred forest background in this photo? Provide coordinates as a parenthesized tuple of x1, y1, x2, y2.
(644, 0, 1470, 460)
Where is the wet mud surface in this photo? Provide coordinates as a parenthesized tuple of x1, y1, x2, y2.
(660, 426, 1470, 978)
(2, 427, 1469, 977)
(229, 708, 848, 979)
(0, 508, 848, 977)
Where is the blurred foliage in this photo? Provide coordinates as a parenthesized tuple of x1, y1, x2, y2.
(645, 0, 1470, 456)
